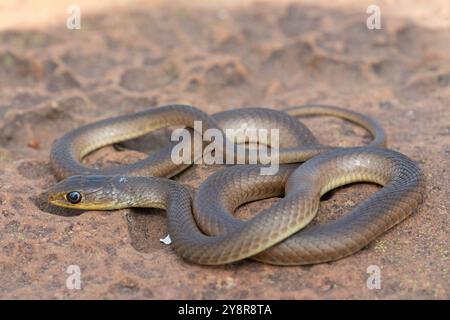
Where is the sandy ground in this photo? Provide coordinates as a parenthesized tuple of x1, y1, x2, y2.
(0, 0, 449, 299)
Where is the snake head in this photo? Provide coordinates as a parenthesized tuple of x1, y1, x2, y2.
(47, 175, 124, 210)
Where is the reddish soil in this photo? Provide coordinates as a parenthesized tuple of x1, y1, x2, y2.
(0, 1, 449, 299)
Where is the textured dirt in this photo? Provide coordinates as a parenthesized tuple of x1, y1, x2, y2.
(0, 1, 449, 299)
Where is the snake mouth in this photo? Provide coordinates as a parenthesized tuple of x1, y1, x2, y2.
(47, 190, 88, 209)
(47, 193, 78, 209)
(47, 189, 126, 211)
(47, 195, 110, 210)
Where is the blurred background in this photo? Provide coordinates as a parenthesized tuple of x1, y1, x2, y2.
(1, 0, 449, 30)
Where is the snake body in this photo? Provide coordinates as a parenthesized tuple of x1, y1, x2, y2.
(50, 104, 385, 180)
(47, 104, 424, 265)
(194, 148, 425, 264)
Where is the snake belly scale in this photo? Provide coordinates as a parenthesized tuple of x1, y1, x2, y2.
(47, 104, 425, 265)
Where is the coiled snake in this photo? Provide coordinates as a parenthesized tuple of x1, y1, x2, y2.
(46, 104, 425, 265)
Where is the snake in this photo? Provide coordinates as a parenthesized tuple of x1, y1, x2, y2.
(46, 104, 425, 265)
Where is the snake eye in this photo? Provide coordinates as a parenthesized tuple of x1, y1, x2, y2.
(67, 191, 82, 204)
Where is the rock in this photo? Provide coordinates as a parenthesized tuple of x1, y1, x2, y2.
(0, 1, 449, 299)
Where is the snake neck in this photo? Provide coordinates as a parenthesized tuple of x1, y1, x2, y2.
(104, 177, 184, 210)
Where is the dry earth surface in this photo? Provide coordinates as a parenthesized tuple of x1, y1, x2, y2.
(0, 0, 449, 299)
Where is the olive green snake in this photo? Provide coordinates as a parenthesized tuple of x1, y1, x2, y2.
(46, 104, 425, 265)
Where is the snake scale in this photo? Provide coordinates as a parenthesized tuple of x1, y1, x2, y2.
(47, 104, 425, 265)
